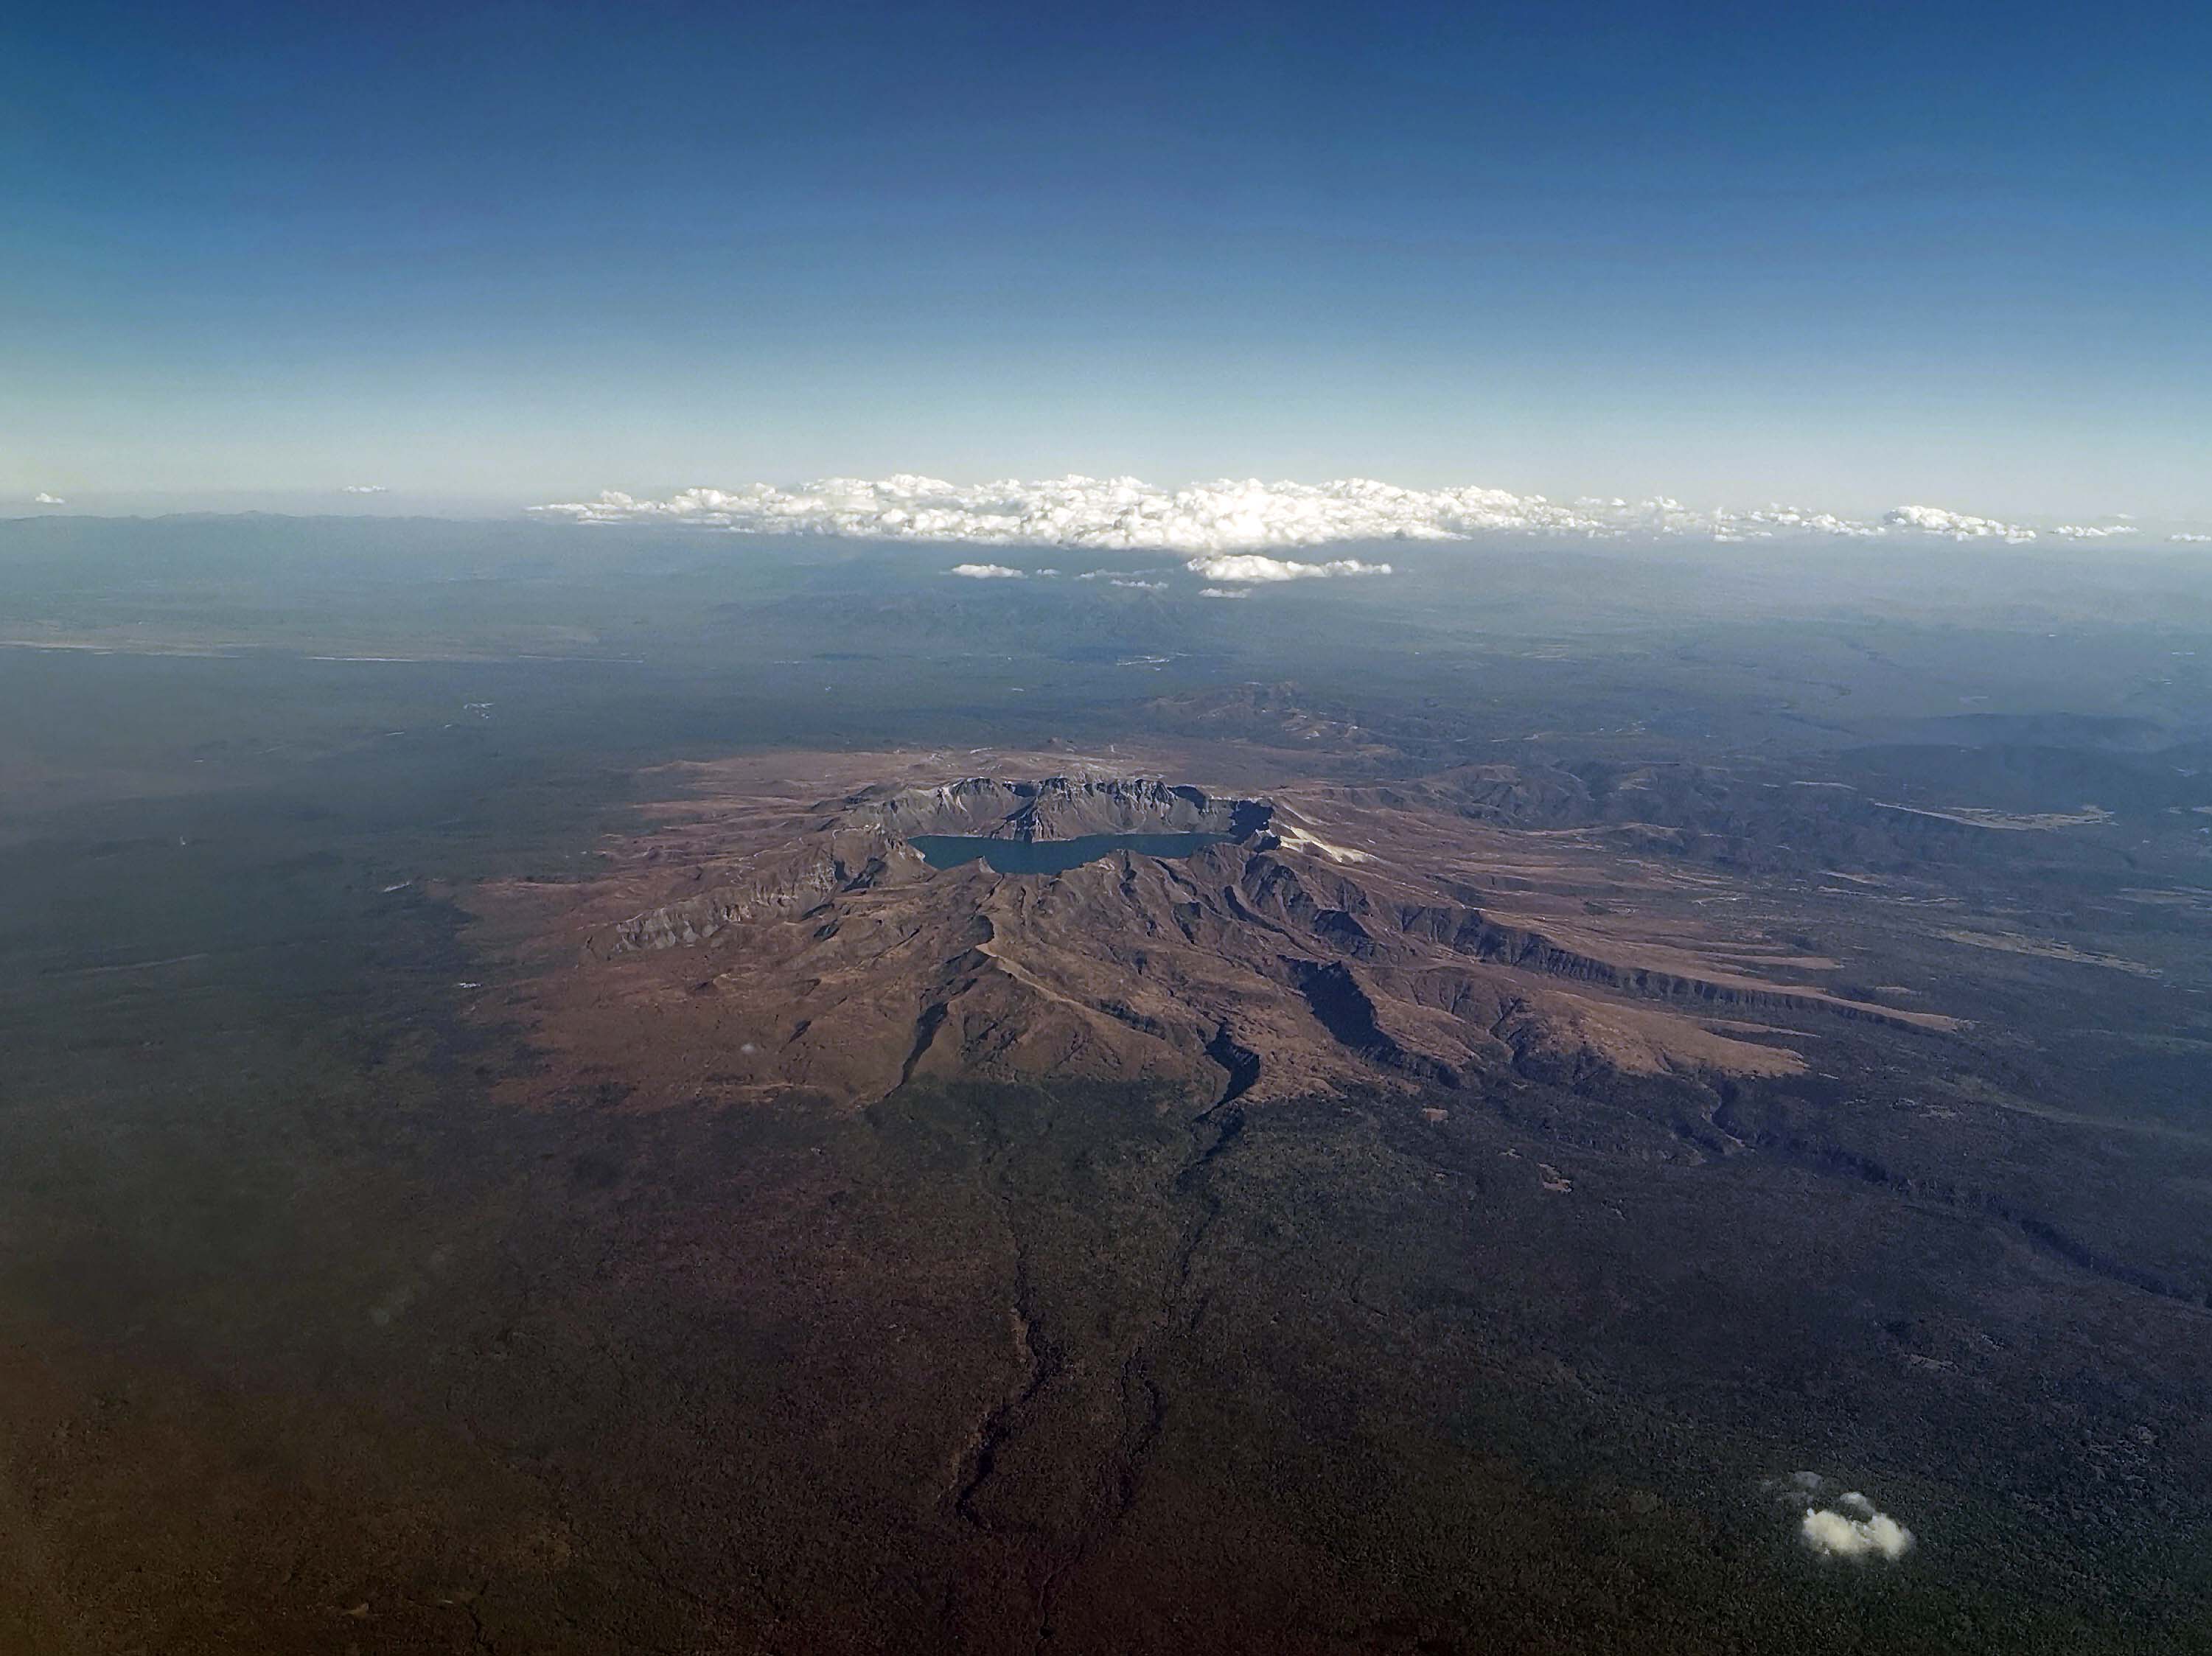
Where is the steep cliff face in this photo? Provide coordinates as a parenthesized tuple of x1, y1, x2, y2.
(597, 831, 913, 955)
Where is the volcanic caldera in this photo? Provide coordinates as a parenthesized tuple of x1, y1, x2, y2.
(474, 747, 1953, 1112)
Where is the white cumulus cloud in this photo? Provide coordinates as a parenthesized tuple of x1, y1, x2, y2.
(2172, 532, 2212, 543)
(1183, 553, 1392, 583)
(1801, 1492, 1915, 1562)
(1883, 505, 2037, 542)
(947, 562, 1025, 579)
(32, 492, 65, 506)
(341, 484, 388, 495)
(531, 474, 1628, 549)
(1199, 587, 1252, 599)
(529, 475, 2141, 553)
(2049, 524, 2138, 539)
(1716, 504, 1877, 538)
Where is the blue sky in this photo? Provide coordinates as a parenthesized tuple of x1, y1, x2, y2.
(6, 0, 2208, 518)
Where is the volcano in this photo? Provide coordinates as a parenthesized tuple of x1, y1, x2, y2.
(474, 748, 1953, 1112)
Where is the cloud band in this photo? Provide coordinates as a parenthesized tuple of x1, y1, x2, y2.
(533, 475, 2197, 551)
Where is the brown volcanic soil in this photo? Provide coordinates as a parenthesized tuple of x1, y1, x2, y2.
(469, 744, 1958, 1114)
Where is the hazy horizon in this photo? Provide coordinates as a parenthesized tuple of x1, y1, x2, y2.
(7, 471, 2207, 542)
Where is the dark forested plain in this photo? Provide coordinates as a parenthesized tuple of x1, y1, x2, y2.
(4, 514, 2212, 1653)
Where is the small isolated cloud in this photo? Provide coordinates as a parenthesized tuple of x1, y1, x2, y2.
(1801, 1493, 1915, 1561)
(2169, 532, 2212, 543)
(32, 492, 64, 506)
(947, 562, 1025, 579)
(1199, 587, 1252, 599)
(2050, 523, 2139, 539)
(1769, 1475, 1914, 1562)
(1109, 578, 1165, 589)
(1184, 553, 1392, 583)
(341, 484, 388, 495)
